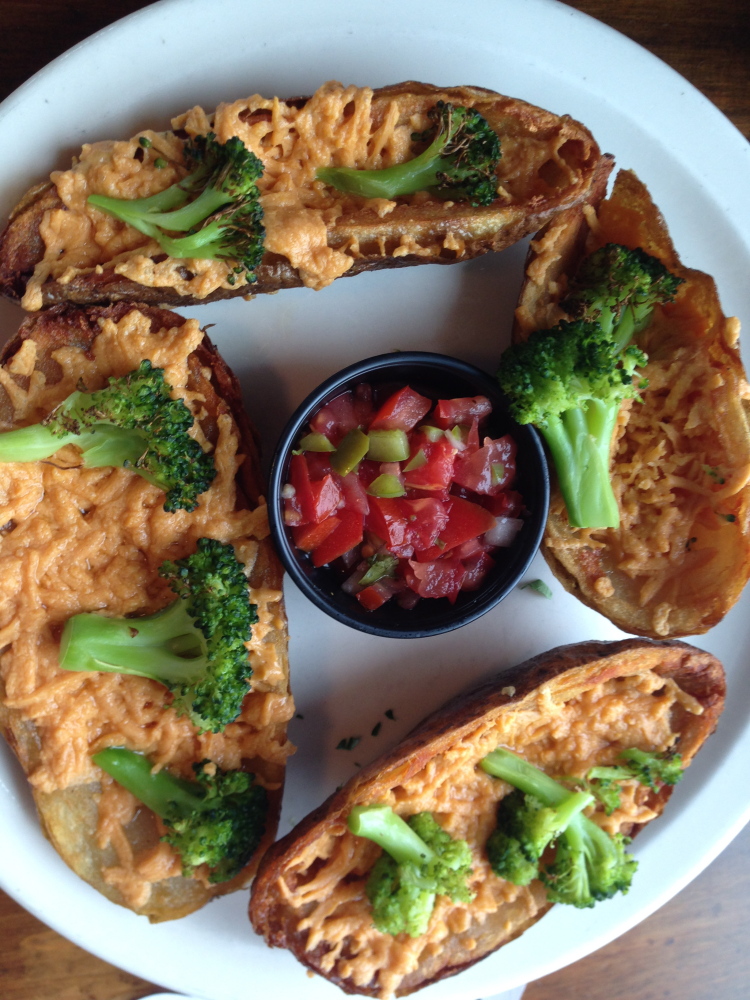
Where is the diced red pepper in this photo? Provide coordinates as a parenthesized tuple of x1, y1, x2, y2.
(369, 386, 432, 431)
(452, 434, 517, 495)
(287, 454, 315, 525)
(432, 395, 492, 430)
(292, 515, 341, 552)
(308, 474, 342, 523)
(311, 507, 364, 567)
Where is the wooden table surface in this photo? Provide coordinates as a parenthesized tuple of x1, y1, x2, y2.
(0, 2, 748, 999)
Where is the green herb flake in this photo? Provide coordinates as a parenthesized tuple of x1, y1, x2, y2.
(336, 736, 361, 751)
(371, 722, 382, 737)
(384, 709, 396, 721)
(154, 157, 168, 169)
(138, 136, 153, 148)
(520, 579, 553, 599)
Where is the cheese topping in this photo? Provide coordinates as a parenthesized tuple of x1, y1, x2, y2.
(0, 310, 294, 906)
(271, 668, 696, 998)
(22, 81, 595, 310)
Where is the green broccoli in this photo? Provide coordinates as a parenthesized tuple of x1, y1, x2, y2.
(481, 747, 638, 909)
(88, 132, 265, 283)
(347, 804, 474, 937)
(317, 102, 501, 206)
(497, 243, 682, 529)
(93, 747, 266, 882)
(60, 538, 257, 733)
(583, 747, 684, 813)
(486, 786, 594, 885)
(0, 359, 215, 512)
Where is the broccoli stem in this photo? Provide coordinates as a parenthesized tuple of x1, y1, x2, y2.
(347, 804, 436, 865)
(59, 598, 207, 682)
(93, 746, 205, 817)
(316, 130, 450, 200)
(540, 400, 621, 529)
(0, 424, 79, 462)
(481, 748, 572, 805)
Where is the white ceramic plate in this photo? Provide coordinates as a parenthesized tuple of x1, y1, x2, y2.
(1, 1, 749, 998)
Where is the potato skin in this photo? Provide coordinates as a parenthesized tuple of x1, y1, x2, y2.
(0, 82, 604, 309)
(0, 303, 290, 921)
(249, 638, 724, 997)
(513, 168, 750, 638)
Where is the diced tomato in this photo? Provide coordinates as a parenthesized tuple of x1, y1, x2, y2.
(311, 507, 364, 567)
(309, 391, 359, 445)
(416, 495, 497, 560)
(352, 382, 375, 427)
(460, 549, 496, 591)
(287, 378, 525, 612)
(305, 452, 333, 480)
(452, 434, 517, 495)
(308, 474, 341, 522)
(356, 583, 391, 610)
(370, 386, 432, 431)
(405, 556, 466, 602)
(432, 395, 492, 430)
(339, 470, 370, 516)
(287, 454, 315, 525)
(400, 497, 449, 551)
(481, 489, 524, 518)
(292, 516, 341, 551)
(403, 434, 456, 491)
(288, 455, 341, 524)
(366, 497, 414, 556)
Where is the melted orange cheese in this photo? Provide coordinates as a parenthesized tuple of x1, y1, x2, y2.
(22, 83, 423, 309)
(272, 669, 701, 998)
(0, 311, 294, 907)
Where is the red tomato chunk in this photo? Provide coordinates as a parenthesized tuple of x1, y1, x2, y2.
(283, 382, 526, 608)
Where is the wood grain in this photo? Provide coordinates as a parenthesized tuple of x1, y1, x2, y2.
(0, 1, 748, 999)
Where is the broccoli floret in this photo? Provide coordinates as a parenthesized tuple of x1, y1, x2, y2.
(88, 133, 265, 283)
(584, 747, 684, 813)
(497, 244, 682, 529)
(486, 786, 594, 885)
(481, 747, 638, 909)
(317, 102, 501, 205)
(59, 538, 257, 733)
(93, 747, 266, 882)
(347, 804, 474, 937)
(0, 359, 215, 512)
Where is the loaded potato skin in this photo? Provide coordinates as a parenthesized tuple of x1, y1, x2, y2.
(0, 82, 604, 310)
(249, 638, 724, 998)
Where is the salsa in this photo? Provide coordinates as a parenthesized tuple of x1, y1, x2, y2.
(282, 383, 525, 610)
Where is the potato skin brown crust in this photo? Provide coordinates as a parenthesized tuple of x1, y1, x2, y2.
(0, 82, 604, 309)
(0, 303, 290, 921)
(249, 638, 724, 997)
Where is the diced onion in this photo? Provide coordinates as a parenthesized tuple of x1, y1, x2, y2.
(483, 516, 523, 547)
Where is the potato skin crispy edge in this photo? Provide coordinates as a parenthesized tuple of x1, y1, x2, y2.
(249, 637, 724, 997)
(0, 302, 290, 921)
